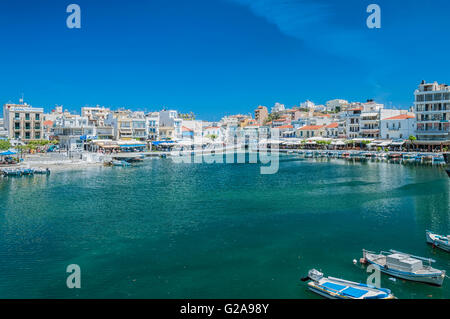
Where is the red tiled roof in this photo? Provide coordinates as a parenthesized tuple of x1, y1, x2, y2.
(182, 126, 193, 132)
(43, 120, 54, 126)
(315, 113, 331, 118)
(384, 114, 415, 121)
(278, 125, 293, 129)
(325, 123, 339, 129)
(299, 125, 325, 131)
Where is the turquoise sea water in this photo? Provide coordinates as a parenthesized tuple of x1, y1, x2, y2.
(0, 155, 449, 299)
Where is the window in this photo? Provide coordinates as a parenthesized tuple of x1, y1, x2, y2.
(15, 123, 20, 130)
(15, 132, 20, 138)
(25, 132, 30, 139)
(25, 123, 31, 130)
(35, 114, 40, 120)
(25, 113, 30, 121)
(35, 133, 40, 139)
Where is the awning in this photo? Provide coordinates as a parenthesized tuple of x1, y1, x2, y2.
(119, 144, 146, 148)
(0, 150, 17, 156)
(391, 140, 406, 146)
(152, 141, 175, 146)
(378, 141, 392, 147)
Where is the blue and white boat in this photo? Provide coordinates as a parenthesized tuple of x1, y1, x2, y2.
(302, 269, 395, 299)
(426, 230, 450, 252)
(1, 168, 22, 176)
(112, 160, 131, 167)
(363, 249, 446, 286)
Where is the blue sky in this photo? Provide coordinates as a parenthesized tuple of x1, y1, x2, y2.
(0, 0, 449, 120)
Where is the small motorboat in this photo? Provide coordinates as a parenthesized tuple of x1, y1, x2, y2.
(34, 168, 51, 175)
(112, 160, 130, 167)
(20, 168, 34, 175)
(362, 249, 446, 286)
(1, 168, 22, 176)
(301, 269, 395, 300)
(426, 230, 450, 252)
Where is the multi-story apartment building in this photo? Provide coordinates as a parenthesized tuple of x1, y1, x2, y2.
(271, 102, 285, 114)
(146, 112, 160, 141)
(53, 115, 96, 151)
(0, 118, 8, 139)
(105, 110, 133, 140)
(255, 105, 268, 125)
(159, 110, 182, 140)
(345, 105, 362, 139)
(81, 106, 111, 127)
(130, 112, 147, 141)
(326, 99, 348, 112)
(414, 81, 450, 141)
(3, 102, 44, 141)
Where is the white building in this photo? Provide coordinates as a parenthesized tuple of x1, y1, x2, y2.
(0, 118, 8, 139)
(326, 99, 348, 112)
(380, 114, 416, 140)
(300, 100, 315, 111)
(414, 81, 450, 141)
(53, 115, 96, 151)
(146, 112, 160, 141)
(81, 106, 111, 127)
(159, 110, 182, 140)
(271, 102, 285, 114)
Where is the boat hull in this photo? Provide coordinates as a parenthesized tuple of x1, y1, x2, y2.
(365, 258, 445, 286)
(426, 231, 450, 252)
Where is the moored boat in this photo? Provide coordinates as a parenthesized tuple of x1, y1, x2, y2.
(112, 160, 131, 167)
(362, 249, 446, 286)
(426, 230, 450, 252)
(302, 269, 395, 299)
(20, 168, 34, 175)
(34, 168, 51, 175)
(1, 168, 22, 176)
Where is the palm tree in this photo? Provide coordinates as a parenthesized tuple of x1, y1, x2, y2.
(408, 135, 417, 152)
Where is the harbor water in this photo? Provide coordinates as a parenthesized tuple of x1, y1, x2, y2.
(0, 155, 449, 298)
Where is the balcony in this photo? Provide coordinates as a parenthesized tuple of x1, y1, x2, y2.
(416, 129, 449, 135)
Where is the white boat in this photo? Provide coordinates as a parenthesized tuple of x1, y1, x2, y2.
(426, 230, 450, 252)
(362, 249, 446, 286)
(302, 269, 395, 299)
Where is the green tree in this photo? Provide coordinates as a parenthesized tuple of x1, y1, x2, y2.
(408, 135, 417, 151)
(206, 134, 218, 141)
(266, 113, 281, 124)
(0, 140, 11, 151)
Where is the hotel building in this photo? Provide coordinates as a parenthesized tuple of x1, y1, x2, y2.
(3, 102, 44, 141)
(414, 81, 450, 141)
